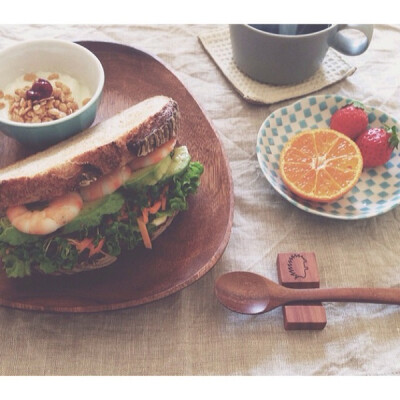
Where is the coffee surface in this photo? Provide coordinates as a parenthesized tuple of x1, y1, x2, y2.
(249, 24, 331, 35)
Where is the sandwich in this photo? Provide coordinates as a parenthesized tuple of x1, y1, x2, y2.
(0, 95, 204, 278)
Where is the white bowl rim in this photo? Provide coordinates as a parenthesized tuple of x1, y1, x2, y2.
(0, 39, 105, 128)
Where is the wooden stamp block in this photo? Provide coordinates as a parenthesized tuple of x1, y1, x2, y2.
(277, 252, 327, 330)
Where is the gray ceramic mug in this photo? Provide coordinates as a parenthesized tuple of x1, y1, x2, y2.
(229, 24, 374, 85)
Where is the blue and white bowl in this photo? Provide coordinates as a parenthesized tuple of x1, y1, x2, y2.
(256, 94, 400, 219)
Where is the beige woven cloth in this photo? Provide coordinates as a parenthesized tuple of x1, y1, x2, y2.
(1, 24, 400, 376)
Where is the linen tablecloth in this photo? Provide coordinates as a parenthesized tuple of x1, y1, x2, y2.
(1, 24, 400, 376)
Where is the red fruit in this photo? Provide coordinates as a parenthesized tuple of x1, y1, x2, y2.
(330, 102, 369, 139)
(26, 78, 53, 101)
(355, 126, 399, 167)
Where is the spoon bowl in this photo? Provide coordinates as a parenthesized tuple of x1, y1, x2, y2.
(215, 271, 400, 315)
(215, 271, 272, 314)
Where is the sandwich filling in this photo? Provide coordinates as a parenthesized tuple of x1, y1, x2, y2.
(0, 143, 203, 278)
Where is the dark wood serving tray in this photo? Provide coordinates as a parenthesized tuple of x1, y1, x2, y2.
(0, 41, 233, 312)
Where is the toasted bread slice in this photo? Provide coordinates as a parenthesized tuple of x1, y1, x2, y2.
(0, 95, 179, 211)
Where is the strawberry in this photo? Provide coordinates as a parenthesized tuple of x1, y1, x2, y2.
(330, 102, 369, 139)
(355, 126, 399, 167)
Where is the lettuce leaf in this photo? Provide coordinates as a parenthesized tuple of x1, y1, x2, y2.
(0, 218, 41, 246)
(102, 219, 142, 256)
(168, 161, 204, 212)
(0, 252, 32, 278)
(0, 236, 80, 276)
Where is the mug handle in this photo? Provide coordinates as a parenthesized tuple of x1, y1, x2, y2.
(330, 24, 374, 56)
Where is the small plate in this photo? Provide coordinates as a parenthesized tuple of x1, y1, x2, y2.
(256, 94, 400, 220)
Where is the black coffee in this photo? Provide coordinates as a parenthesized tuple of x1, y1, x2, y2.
(249, 24, 331, 35)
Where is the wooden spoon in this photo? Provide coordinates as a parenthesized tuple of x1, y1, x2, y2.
(215, 271, 400, 314)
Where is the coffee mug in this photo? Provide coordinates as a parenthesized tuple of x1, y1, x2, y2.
(229, 24, 374, 85)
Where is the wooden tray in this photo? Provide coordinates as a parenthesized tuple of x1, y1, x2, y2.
(0, 41, 234, 312)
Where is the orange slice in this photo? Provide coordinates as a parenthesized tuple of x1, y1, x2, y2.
(279, 129, 363, 202)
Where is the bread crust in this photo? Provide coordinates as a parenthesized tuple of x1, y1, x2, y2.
(0, 96, 179, 212)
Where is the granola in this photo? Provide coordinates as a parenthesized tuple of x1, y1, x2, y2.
(1, 72, 91, 124)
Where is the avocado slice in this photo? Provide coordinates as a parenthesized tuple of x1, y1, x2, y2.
(124, 146, 191, 191)
(164, 146, 191, 179)
(62, 191, 125, 234)
(124, 154, 172, 191)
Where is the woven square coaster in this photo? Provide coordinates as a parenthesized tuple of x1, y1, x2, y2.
(198, 27, 356, 105)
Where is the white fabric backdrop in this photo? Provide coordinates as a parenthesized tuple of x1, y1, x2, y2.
(0, 24, 400, 375)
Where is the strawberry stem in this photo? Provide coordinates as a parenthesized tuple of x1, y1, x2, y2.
(351, 100, 365, 110)
(386, 125, 400, 149)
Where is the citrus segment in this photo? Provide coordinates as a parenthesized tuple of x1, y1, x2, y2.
(325, 166, 357, 188)
(283, 147, 314, 163)
(279, 129, 363, 202)
(314, 169, 341, 198)
(283, 163, 316, 193)
(326, 136, 359, 158)
(291, 133, 316, 156)
(315, 129, 340, 155)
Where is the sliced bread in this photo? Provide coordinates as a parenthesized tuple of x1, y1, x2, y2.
(0, 95, 179, 210)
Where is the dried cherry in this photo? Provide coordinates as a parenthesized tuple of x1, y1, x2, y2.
(26, 78, 53, 101)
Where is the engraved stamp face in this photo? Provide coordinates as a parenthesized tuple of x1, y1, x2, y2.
(287, 253, 309, 279)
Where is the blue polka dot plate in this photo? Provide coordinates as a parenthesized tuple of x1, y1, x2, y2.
(256, 94, 400, 219)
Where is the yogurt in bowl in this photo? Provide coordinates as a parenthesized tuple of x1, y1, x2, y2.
(0, 39, 104, 148)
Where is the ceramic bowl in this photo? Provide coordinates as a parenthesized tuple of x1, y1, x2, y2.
(0, 39, 104, 148)
(256, 95, 400, 219)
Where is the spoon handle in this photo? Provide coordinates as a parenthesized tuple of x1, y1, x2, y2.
(286, 287, 400, 306)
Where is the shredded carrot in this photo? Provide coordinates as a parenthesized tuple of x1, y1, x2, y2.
(70, 237, 105, 257)
(138, 186, 169, 247)
(137, 216, 152, 249)
(91, 238, 105, 257)
(73, 238, 93, 253)
(142, 207, 149, 224)
(162, 185, 169, 195)
(142, 199, 162, 223)
(161, 195, 167, 211)
(161, 185, 169, 211)
(148, 200, 161, 214)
